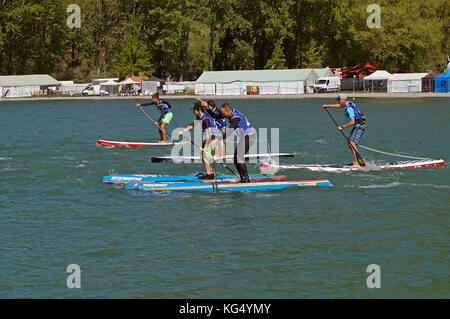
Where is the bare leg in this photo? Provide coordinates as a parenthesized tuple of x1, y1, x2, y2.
(202, 140, 213, 175)
(159, 122, 167, 142)
(348, 141, 360, 167)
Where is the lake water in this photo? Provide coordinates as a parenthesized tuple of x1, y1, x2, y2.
(0, 97, 448, 298)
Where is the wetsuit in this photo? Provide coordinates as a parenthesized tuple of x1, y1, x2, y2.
(221, 109, 256, 183)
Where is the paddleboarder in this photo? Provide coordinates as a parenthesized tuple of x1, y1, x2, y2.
(322, 94, 366, 168)
(212, 103, 256, 183)
(196, 98, 227, 158)
(178, 102, 219, 179)
(136, 93, 173, 143)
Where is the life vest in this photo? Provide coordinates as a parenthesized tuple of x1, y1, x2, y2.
(211, 108, 228, 129)
(230, 109, 255, 136)
(345, 101, 366, 127)
(198, 112, 218, 137)
(157, 100, 171, 114)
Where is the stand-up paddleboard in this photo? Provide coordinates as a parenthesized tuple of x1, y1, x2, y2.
(151, 153, 294, 163)
(260, 159, 445, 173)
(103, 174, 287, 184)
(132, 179, 333, 193)
(97, 139, 185, 148)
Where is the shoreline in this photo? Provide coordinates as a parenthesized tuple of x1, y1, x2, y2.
(0, 92, 449, 102)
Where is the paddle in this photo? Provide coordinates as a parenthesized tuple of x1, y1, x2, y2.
(138, 106, 174, 144)
(324, 107, 366, 167)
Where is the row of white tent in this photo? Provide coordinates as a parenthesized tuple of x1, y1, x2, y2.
(364, 71, 429, 93)
(194, 68, 335, 95)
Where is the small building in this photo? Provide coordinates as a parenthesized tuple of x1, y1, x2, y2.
(0, 74, 60, 98)
(195, 69, 321, 95)
(434, 70, 450, 93)
(388, 73, 428, 93)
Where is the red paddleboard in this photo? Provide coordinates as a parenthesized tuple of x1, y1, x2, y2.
(97, 139, 183, 148)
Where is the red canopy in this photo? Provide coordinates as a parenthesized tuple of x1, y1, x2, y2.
(364, 61, 376, 69)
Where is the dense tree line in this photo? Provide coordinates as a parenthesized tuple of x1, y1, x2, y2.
(0, 0, 448, 82)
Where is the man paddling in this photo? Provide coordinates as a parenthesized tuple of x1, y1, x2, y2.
(196, 98, 227, 158)
(212, 103, 256, 183)
(178, 102, 219, 179)
(322, 94, 366, 168)
(136, 93, 173, 143)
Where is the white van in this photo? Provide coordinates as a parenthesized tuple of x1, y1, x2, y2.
(82, 84, 109, 96)
(313, 77, 341, 93)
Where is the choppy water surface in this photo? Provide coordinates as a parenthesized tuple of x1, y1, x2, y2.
(0, 97, 448, 298)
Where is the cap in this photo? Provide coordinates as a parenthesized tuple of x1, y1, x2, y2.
(337, 93, 347, 101)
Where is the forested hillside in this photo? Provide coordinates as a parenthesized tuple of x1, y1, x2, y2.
(0, 0, 447, 81)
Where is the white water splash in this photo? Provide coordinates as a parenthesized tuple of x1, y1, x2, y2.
(360, 182, 400, 189)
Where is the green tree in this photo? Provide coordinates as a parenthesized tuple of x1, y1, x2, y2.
(116, 32, 155, 77)
(333, 0, 446, 71)
(302, 39, 326, 68)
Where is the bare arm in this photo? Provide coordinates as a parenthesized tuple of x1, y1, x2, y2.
(195, 97, 208, 108)
(322, 103, 342, 108)
(178, 122, 196, 135)
(341, 117, 355, 129)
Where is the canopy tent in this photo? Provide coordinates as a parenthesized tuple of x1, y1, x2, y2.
(363, 70, 392, 92)
(120, 78, 140, 85)
(119, 77, 141, 95)
(101, 79, 120, 94)
(434, 70, 450, 93)
(364, 70, 392, 80)
(102, 80, 119, 86)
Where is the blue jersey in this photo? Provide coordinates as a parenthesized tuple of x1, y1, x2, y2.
(230, 109, 255, 136)
(345, 101, 363, 128)
(212, 108, 228, 129)
(198, 112, 218, 137)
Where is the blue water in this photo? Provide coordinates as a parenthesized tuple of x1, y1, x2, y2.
(0, 97, 448, 298)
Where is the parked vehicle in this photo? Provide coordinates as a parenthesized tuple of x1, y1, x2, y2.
(313, 77, 341, 93)
(82, 84, 109, 96)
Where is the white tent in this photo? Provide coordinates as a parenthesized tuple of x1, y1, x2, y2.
(195, 69, 318, 95)
(101, 79, 120, 94)
(102, 79, 119, 86)
(120, 78, 140, 85)
(120, 77, 141, 94)
(388, 73, 427, 93)
(364, 70, 392, 80)
(364, 70, 392, 92)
